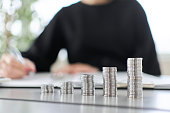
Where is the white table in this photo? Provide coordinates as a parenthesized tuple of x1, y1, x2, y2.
(0, 88, 170, 113)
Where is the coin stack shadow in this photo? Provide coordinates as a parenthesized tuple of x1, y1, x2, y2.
(81, 74, 95, 96)
(60, 82, 74, 94)
(41, 84, 54, 93)
(127, 58, 143, 98)
(103, 67, 117, 97)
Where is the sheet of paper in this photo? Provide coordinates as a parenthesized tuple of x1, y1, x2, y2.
(0, 72, 170, 89)
(0, 73, 54, 87)
(0, 77, 11, 83)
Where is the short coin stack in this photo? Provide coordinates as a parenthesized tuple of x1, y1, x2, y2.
(81, 74, 95, 96)
(60, 82, 74, 94)
(41, 84, 54, 93)
(103, 67, 117, 97)
(127, 58, 143, 98)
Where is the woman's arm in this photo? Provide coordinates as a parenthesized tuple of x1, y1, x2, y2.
(22, 9, 66, 72)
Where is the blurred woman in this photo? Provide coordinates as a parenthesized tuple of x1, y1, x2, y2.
(0, 0, 161, 79)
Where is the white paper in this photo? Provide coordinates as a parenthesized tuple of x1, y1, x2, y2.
(0, 77, 11, 83)
(0, 72, 170, 89)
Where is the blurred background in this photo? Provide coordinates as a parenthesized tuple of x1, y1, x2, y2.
(0, 0, 170, 74)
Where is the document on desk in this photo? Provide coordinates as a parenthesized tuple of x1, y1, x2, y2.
(0, 72, 170, 89)
(0, 77, 11, 83)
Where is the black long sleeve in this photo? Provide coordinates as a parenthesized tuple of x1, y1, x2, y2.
(22, 9, 66, 72)
(22, 0, 161, 75)
(132, 2, 161, 75)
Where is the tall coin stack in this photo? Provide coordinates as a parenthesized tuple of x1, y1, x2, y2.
(103, 67, 117, 97)
(127, 58, 143, 98)
(81, 74, 95, 96)
(60, 82, 74, 94)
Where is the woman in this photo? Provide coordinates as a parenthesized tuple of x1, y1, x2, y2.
(0, 0, 161, 79)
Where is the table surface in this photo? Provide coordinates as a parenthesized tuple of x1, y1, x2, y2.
(0, 88, 170, 113)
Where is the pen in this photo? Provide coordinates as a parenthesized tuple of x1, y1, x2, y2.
(9, 45, 34, 76)
(9, 45, 26, 65)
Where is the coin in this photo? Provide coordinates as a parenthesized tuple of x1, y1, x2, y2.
(60, 81, 74, 94)
(127, 58, 143, 98)
(103, 67, 117, 97)
(81, 74, 95, 96)
(41, 84, 54, 93)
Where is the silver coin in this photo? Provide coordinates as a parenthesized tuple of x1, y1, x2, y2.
(127, 58, 143, 98)
(81, 74, 95, 96)
(60, 81, 74, 94)
(103, 67, 117, 97)
(41, 84, 54, 93)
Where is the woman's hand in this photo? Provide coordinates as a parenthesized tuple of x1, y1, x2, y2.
(0, 54, 36, 79)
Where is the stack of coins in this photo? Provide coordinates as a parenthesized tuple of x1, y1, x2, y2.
(60, 82, 74, 94)
(103, 67, 117, 97)
(127, 58, 143, 98)
(81, 74, 95, 96)
(41, 84, 54, 93)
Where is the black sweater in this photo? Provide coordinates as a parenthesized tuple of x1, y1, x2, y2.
(22, 0, 161, 76)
